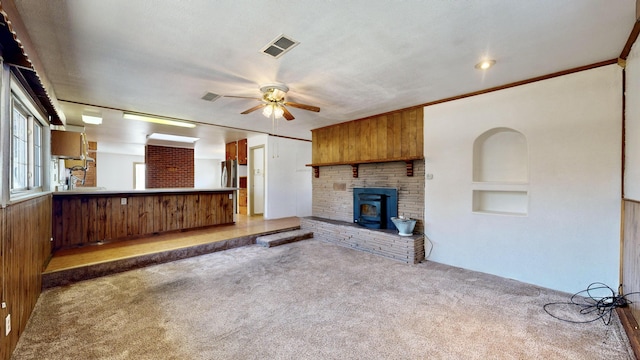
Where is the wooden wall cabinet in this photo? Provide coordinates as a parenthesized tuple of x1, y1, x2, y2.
(238, 176, 247, 214)
(225, 141, 237, 161)
(51, 130, 83, 158)
(238, 189, 247, 215)
(238, 139, 248, 164)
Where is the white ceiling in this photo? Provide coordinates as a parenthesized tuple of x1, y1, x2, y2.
(11, 0, 637, 159)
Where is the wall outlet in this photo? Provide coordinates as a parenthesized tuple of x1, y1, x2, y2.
(5, 314, 11, 336)
(229, 194, 233, 199)
(120, 198, 127, 205)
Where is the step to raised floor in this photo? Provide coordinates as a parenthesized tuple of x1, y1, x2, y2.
(256, 230, 314, 248)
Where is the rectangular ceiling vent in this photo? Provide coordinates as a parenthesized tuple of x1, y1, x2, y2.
(261, 34, 299, 59)
(201, 92, 221, 102)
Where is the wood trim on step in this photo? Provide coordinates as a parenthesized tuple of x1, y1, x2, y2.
(616, 307, 640, 359)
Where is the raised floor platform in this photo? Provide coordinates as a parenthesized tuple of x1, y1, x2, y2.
(43, 215, 301, 288)
(300, 216, 425, 264)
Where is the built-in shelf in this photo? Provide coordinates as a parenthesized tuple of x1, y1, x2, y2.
(472, 127, 529, 216)
(472, 190, 528, 216)
(306, 156, 423, 178)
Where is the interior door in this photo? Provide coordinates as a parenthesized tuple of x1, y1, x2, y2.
(250, 146, 265, 215)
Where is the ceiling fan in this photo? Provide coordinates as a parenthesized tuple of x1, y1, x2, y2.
(226, 83, 320, 121)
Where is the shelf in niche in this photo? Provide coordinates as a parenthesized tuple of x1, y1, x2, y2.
(472, 182, 529, 192)
(472, 190, 528, 216)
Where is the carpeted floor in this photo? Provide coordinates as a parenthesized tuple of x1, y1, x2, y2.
(12, 239, 634, 359)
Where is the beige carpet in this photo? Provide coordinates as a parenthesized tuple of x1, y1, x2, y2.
(12, 239, 634, 359)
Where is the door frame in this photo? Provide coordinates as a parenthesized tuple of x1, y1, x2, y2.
(249, 145, 265, 216)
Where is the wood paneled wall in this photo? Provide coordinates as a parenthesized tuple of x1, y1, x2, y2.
(623, 199, 640, 321)
(0, 194, 52, 360)
(311, 108, 424, 165)
(52, 191, 233, 250)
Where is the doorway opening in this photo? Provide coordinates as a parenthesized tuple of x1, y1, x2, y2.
(133, 162, 145, 190)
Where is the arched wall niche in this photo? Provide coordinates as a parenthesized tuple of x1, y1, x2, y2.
(473, 127, 528, 183)
(472, 127, 529, 216)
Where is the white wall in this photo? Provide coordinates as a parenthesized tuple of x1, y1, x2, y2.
(96, 152, 144, 190)
(247, 134, 312, 219)
(195, 158, 221, 188)
(424, 65, 622, 293)
(625, 40, 640, 200)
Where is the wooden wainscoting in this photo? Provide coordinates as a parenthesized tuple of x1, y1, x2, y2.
(623, 199, 640, 315)
(621, 199, 640, 358)
(52, 191, 234, 250)
(0, 194, 52, 360)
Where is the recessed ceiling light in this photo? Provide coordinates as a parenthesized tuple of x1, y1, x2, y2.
(475, 59, 496, 70)
(147, 133, 199, 143)
(82, 114, 102, 125)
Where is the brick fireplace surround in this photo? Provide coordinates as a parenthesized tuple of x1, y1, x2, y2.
(302, 160, 426, 263)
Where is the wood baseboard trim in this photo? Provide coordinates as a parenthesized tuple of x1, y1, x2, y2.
(616, 307, 640, 359)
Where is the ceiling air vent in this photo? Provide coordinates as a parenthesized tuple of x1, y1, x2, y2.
(201, 92, 221, 102)
(261, 34, 299, 59)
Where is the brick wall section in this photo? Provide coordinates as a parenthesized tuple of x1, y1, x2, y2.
(145, 145, 194, 188)
(312, 160, 425, 233)
(301, 217, 425, 264)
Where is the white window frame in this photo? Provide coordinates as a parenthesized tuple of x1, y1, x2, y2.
(9, 74, 48, 198)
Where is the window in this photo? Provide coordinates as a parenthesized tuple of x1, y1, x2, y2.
(10, 81, 47, 196)
(11, 101, 28, 190)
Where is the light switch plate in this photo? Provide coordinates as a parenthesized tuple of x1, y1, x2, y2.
(120, 198, 127, 205)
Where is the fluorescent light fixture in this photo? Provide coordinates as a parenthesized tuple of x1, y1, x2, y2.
(123, 112, 196, 128)
(82, 114, 102, 125)
(147, 133, 199, 143)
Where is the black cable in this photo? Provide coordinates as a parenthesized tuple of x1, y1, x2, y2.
(543, 282, 640, 325)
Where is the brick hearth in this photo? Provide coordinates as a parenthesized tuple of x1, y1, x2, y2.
(301, 217, 425, 264)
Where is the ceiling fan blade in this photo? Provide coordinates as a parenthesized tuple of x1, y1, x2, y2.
(241, 103, 267, 114)
(224, 95, 262, 100)
(284, 101, 320, 112)
(282, 106, 295, 121)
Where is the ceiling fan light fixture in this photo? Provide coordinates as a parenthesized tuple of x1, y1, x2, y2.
(273, 105, 284, 119)
(262, 104, 273, 117)
(262, 103, 284, 119)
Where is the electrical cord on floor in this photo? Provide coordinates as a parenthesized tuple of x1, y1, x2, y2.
(543, 282, 640, 325)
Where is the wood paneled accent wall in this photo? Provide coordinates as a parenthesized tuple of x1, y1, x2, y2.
(0, 195, 52, 360)
(145, 145, 194, 188)
(311, 107, 423, 165)
(623, 199, 640, 319)
(52, 191, 233, 250)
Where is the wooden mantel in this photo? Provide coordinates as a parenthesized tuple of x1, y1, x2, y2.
(309, 107, 423, 178)
(307, 156, 423, 178)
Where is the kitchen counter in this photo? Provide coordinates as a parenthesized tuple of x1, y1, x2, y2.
(53, 187, 238, 196)
(52, 188, 236, 250)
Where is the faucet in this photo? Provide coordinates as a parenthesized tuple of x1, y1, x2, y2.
(69, 174, 80, 189)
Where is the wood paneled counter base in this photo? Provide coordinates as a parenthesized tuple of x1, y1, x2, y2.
(52, 189, 235, 251)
